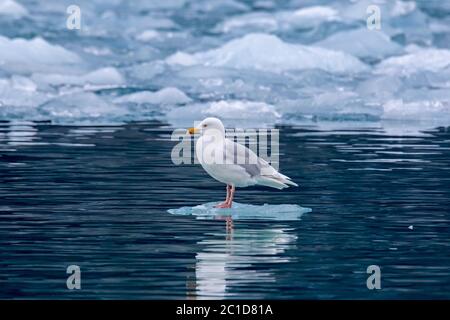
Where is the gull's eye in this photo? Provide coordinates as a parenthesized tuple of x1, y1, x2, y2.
(203, 124, 207, 128)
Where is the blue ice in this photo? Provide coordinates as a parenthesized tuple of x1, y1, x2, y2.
(168, 202, 312, 221)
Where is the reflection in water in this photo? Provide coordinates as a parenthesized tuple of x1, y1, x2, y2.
(188, 218, 297, 299)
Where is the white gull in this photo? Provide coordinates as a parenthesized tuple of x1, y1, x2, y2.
(187, 117, 298, 208)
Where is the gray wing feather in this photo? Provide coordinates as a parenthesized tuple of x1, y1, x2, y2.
(223, 139, 267, 177)
(240, 163, 261, 177)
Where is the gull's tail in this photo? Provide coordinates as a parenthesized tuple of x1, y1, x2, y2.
(256, 173, 299, 190)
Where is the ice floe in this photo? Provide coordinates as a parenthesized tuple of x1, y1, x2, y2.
(315, 28, 403, 61)
(383, 99, 450, 121)
(114, 87, 191, 105)
(216, 5, 340, 34)
(375, 48, 450, 75)
(218, 12, 278, 33)
(292, 5, 339, 21)
(166, 100, 281, 127)
(168, 202, 312, 221)
(0, 76, 49, 108)
(166, 51, 198, 67)
(135, 30, 161, 42)
(38, 92, 126, 123)
(187, 0, 249, 14)
(0, 0, 27, 18)
(31, 67, 124, 89)
(167, 33, 368, 74)
(0, 36, 82, 75)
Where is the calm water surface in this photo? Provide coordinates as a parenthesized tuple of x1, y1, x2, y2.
(0, 122, 449, 299)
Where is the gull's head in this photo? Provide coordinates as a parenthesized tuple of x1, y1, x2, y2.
(188, 117, 225, 138)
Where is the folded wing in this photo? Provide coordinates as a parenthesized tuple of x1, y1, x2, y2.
(224, 138, 298, 190)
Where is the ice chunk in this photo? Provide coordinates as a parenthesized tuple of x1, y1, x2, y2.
(0, 76, 50, 108)
(217, 12, 278, 33)
(216, 6, 339, 34)
(289, 5, 339, 26)
(280, 89, 384, 121)
(134, 0, 186, 10)
(83, 46, 113, 56)
(261, 6, 342, 40)
(158, 64, 290, 104)
(167, 33, 368, 73)
(125, 61, 166, 82)
(166, 100, 280, 127)
(31, 67, 124, 89)
(390, 1, 416, 17)
(9, 75, 37, 92)
(188, 0, 249, 14)
(418, 67, 450, 89)
(375, 48, 450, 75)
(0, 0, 28, 18)
(334, 0, 430, 44)
(114, 87, 191, 105)
(166, 51, 198, 66)
(0, 36, 82, 74)
(382, 99, 450, 121)
(79, 68, 124, 87)
(135, 30, 160, 42)
(38, 92, 126, 123)
(168, 202, 312, 221)
(315, 28, 403, 61)
(356, 75, 403, 101)
(206, 100, 280, 119)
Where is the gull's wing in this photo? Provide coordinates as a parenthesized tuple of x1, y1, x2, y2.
(223, 138, 263, 177)
(224, 138, 298, 189)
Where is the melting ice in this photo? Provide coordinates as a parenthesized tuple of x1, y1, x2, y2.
(168, 202, 312, 221)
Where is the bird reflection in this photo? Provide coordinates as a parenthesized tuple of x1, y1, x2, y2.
(223, 216, 234, 240)
(187, 218, 297, 299)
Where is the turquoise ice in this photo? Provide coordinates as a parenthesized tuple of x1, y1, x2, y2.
(168, 202, 312, 221)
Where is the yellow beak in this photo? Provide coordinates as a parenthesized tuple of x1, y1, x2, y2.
(187, 127, 199, 135)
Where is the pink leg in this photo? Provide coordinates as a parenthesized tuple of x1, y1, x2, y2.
(215, 185, 231, 208)
(226, 185, 235, 208)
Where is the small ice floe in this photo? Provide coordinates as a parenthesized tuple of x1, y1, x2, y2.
(167, 100, 280, 127)
(135, 30, 161, 42)
(113, 87, 191, 105)
(166, 33, 368, 74)
(216, 6, 339, 34)
(0, 77, 49, 109)
(382, 99, 450, 122)
(38, 92, 126, 123)
(315, 28, 403, 61)
(32, 67, 124, 89)
(375, 48, 450, 76)
(408, 225, 414, 230)
(168, 202, 311, 221)
(0, 36, 82, 74)
(166, 51, 198, 66)
(0, 0, 28, 19)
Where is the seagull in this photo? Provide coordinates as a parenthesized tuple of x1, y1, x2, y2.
(187, 117, 298, 208)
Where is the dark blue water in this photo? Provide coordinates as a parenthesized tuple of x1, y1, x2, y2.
(1, 121, 449, 299)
